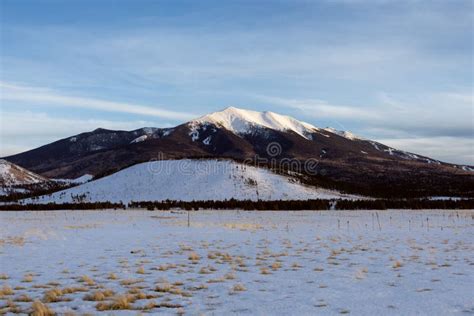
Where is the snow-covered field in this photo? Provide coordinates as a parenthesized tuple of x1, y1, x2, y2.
(1, 209, 473, 315)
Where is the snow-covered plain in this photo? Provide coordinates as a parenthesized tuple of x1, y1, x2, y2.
(27, 160, 358, 203)
(1, 209, 473, 315)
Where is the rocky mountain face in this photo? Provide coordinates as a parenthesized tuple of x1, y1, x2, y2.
(4, 107, 473, 198)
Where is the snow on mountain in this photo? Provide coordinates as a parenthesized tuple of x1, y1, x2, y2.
(323, 127, 362, 140)
(52, 174, 94, 185)
(130, 135, 149, 144)
(0, 159, 47, 186)
(190, 107, 319, 139)
(27, 159, 360, 203)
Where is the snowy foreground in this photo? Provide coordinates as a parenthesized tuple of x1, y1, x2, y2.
(1, 209, 473, 315)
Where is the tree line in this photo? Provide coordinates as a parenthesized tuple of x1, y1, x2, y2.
(1, 198, 473, 211)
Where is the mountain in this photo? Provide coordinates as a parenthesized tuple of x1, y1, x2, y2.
(4, 107, 474, 198)
(27, 159, 360, 204)
(0, 159, 47, 186)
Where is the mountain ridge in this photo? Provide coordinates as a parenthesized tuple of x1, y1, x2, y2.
(3, 107, 473, 198)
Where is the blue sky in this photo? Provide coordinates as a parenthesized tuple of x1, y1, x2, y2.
(1, 0, 473, 164)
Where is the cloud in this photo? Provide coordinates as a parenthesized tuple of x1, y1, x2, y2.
(255, 91, 473, 165)
(256, 91, 473, 138)
(379, 137, 474, 166)
(0, 111, 161, 157)
(253, 95, 379, 120)
(0, 81, 196, 120)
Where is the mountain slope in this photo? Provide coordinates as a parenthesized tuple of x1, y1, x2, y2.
(0, 159, 47, 186)
(4, 107, 473, 198)
(28, 160, 359, 203)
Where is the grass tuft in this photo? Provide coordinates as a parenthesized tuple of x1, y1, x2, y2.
(0, 285, 14, 297)
(31, 300, 54, 316)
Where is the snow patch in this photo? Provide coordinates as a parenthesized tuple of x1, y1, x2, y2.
(53, 174, 93, 185)
(130, 135, 148, 144)
(203, 136, 212, 145)
(324, 128, 362, 140)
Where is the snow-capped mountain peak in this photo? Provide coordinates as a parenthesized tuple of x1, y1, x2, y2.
(190, 106, 319, 139)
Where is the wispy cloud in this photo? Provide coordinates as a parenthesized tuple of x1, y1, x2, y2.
(253, 95, 379, 120)
(379, 137, 474, 166)
(255, 91, 474, 164)
(0, 82, 196, 120)
(0, 111, 161, 157)
(256, 91, 474, 138)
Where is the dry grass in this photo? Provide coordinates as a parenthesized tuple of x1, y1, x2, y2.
(291, 262, 302, 269)
(0, 274, 9, 280)
(0, 285, 14, 297)
(207, 277, 226, 283)
(79, 275, 95, 286)
(223, 223, 262, 231)
(154, 282, 188, 296)
(392, 261, 404, 269)
(188, 252, 200, 262)
(156, 264, 177, 271)
(154, 282, 172, 293)
(179, 244, 194, 251)
(95, 295, 134, 311)
(22, 274, 34, 283)
(83, 289, 115, 301)
(199, 266, 214, 274)
(136, 266, 146, 274)
(0, 236, 26, 247)
(14, 294, 32, 302)
(127, 287, 155, 300)
(271, 262, 282, 270)
(47, 281, 61, 287)
(64, 224, 99, 229)
(207, 252, 218, 259)
(31, 300, 54, 316)
(120, 278, 143, 286)
(61, 286, 88, 294)
(43, 288, 71, 303)
(231, 283, 247, 292)
(224, 272, 236, 280)
(1, 299, 22, 314)
(107, 273, 118, 280)
(143, 300, 183, 310)
(260, 267, 271, 275)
